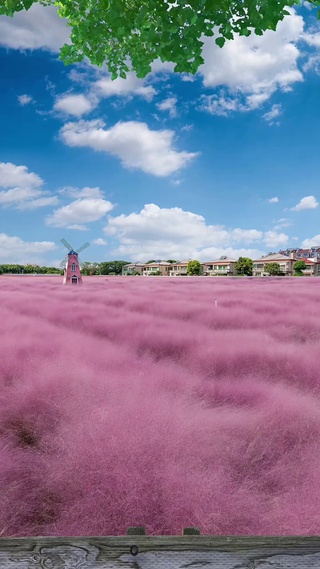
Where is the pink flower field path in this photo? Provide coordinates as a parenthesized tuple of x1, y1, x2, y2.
(1, 275, 320, 537)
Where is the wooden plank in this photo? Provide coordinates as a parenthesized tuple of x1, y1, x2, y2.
(1, 536, 320, 567)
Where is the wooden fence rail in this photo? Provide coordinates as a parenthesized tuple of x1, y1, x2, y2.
(1, 528, 320, 567)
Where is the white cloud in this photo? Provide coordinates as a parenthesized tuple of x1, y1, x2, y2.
(150, 60, 175, 74)
(0, 162, 47, 205)
(0, 187, 43, 204)
(263, 230, 289, 248)
(181, 75, 196, 82)
(200, 94, 283, 120)
(0, 4, 70, 52)
(228, 228, 262, 241)
(302, 29, 320, 74)
(59, 186, 105, 199)
(303, 54, 320, 74)
(199, 9, 304, 113)
(68, 67, 95, 85)
(92, 238, 108, 245)
(181, 124, 193, 132)
(199, 93, 241, 116)
(273, 218, 292, 230)
(0, 233, 56, 263)
(246, 93, 270, 108)
(46, 197, 114, 228)
(302, 235, 320, 248)
(59, 119, 198, 177)
(198, 246, 266, 262)
(18, 94, 33, 106)
(17, 196, 59, 210)
(103, 203, 286, 261)
(302, 1, 315, 9)
(60, 70, 157, 116)
(291, 195, 319, 211)
(302, 30, 320, 48)
(268, 197, 279, 203)
(94, 72, 157, 102)
(54, 94, 96, 117)
(66, 224, 89, 231)
(0, 162, 43, 189)
(262, 104, 282, 125)
(156, 97, 178, 117)
(0, 162, 58, 208)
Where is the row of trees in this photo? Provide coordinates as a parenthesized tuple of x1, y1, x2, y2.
(0, 264, 62, 275)
(0, 259, 309, 277)
(81, 261, 130, 275)
(0, 261, 130, 276)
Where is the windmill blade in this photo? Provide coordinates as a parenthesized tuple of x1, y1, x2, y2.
(61, 238, 74, 251)
(76, 242, 90, 254)
(60, 258, 67, 268)
(78, 256, 84, 268)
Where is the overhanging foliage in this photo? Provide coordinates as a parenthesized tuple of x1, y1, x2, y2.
(1, 1, 320, 78)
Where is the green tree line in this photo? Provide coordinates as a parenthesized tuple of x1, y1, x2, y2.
(0, 260, 130, 276)
(0, 259, 311, 277)
(0, 264, 62, 275)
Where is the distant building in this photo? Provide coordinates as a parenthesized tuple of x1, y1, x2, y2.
(121, 247, 320, 277)
(253, 253, 295, 276)
(142, 261, 172, 276)
(298, 258, 320, 276)
(63, 251, 83, 285)
(122, 262, 145, 275)
(310, 247, 320, 259)
(168, 260, 190, 276)
(202, 256, 237, 276)
(279, 247, 320, 260)
(253, 252, 320, 276)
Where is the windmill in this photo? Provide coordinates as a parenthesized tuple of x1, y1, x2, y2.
(60, 238, 90, 285)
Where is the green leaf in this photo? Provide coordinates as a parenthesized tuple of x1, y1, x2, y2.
(215, 36, 225, 48)
(22, 0, 35, 8)
(191, 13, 197, 24)
(239, 28, 251, 37)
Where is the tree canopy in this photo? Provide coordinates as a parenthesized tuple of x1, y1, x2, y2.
(1, 0, 319, 79)
(99, 260, 129, 275)
(264, 262, 281, 276)
(293, 260, 306, 275)
(0, 263, 61, 274)
(235, 257, 253, 276)
(187, 259, 201, 275)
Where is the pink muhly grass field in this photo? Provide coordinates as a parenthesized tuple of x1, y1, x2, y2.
(1, 275, 320, 537)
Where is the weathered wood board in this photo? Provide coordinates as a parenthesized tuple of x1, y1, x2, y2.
(1, 536, 320, 568)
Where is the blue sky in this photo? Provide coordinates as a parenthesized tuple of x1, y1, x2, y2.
(0, 2, 320, 265)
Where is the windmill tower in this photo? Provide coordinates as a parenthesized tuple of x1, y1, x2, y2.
(60, 238, 90, 285)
